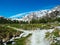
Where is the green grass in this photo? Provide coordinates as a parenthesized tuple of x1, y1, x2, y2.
(1, 23, 60, 30)
(1, 23, 58, 30)
(0, 23, 60, 45)
(0, 24, 32, 45)
(0, 24, 22, 41)
(14, 34, 31, 45)
(45, 28, 60, 45)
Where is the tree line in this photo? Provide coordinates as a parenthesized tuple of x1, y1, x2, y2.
(0, 16, 60, 24)
(0, 17, 28, 24)
(30, 17, 60, 24)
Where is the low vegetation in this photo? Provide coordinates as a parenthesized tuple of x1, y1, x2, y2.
(0, 15, 60, 45)
(2, 22, 60, 30)
(45, 28, 60, 45)
(0, 25, 22, 45)
(14, 34, 31, 45)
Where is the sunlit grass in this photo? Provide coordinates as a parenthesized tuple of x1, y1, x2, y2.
(1, 23, 60, 30)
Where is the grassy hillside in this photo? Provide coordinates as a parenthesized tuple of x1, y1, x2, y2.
(2, 22, 60, 30)
(0, 24, 22, 43)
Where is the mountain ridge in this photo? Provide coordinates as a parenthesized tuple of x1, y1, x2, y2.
(6, 5, 60, 21)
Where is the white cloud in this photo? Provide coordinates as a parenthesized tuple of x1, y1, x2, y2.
(9, 10, 48, 18)
(9, 12, 31, 18)
(9, 11, 37, 18)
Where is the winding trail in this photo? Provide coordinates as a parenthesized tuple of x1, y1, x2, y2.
(7, 26, 54, 45)
(7, 26, 33, 39)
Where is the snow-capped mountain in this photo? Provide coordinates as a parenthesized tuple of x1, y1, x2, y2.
(21, 10, 49, 21)
(10, 5, 60, 21)
(10, 10, 50, 21)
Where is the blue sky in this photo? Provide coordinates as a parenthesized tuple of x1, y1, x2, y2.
(0, 0, 60, 18)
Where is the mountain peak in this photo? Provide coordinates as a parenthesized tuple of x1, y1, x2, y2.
(52, 5, 60, 11)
